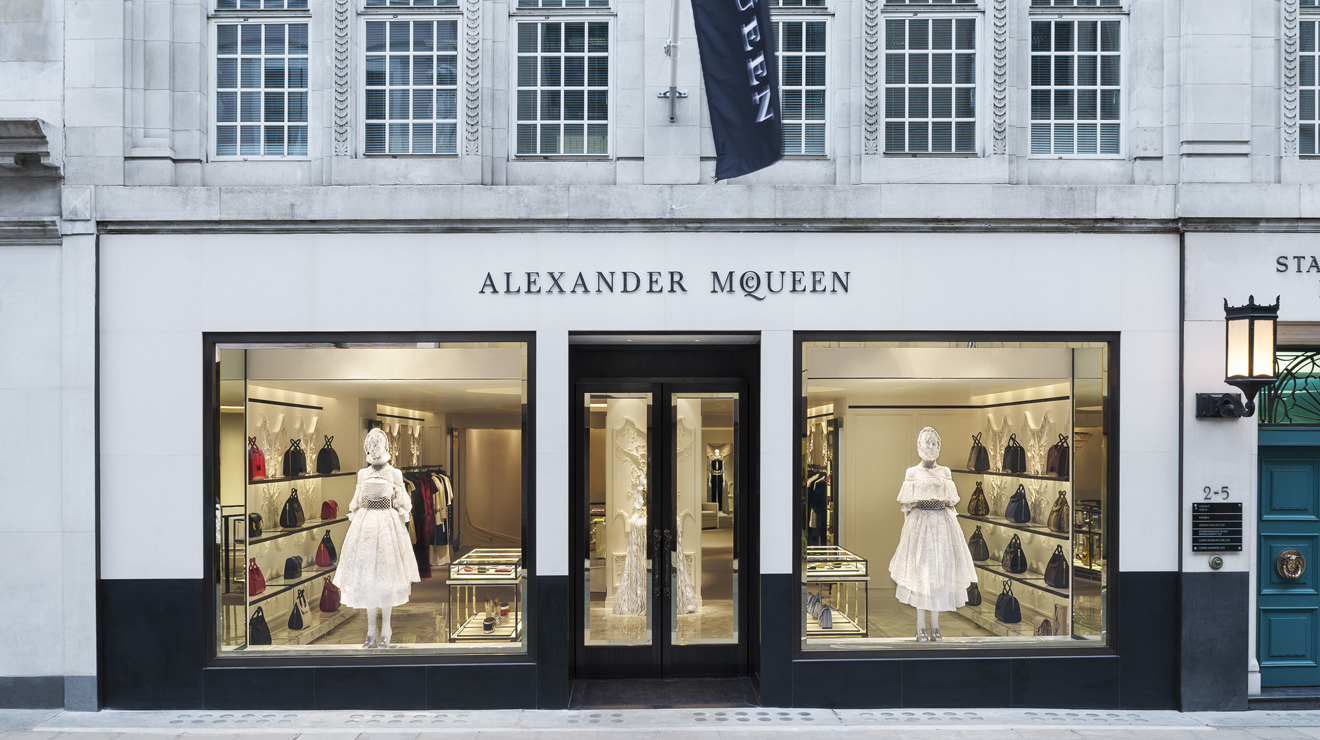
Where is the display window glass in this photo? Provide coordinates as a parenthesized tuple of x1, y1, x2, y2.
(211, 340, 528, 655)
(800, 339, 1111, 649)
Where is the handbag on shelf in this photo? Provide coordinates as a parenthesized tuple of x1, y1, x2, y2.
(247, 557, 266, 596)
(1004, 484, 1031, 524)
(967, 481, 990, 517)
(1002, 434, 1027, 474)
(320, 499, 338, 520)
(288, 597, 305, 631)
(819, 604, 833, 630)
(1044, 545, 1070, 588)
(247, 512, 263, 538)
(1046, 434, 1070, 478)
(279, 489, 306, 529)
(249, 606, 272, 645)
(1002, 533, 1027, 573)
(283, 555, 303, 580)
(806, 591, 821, 619)
(248, 437, 266, 481)
(966, 581, 982, 607)
(316, 530, 337, 567)
(994, 581, 1021, 624)
(315, 435, 341, 475)
(282, 439, 308, 477)
(967, 433, 990, 472)
(1033, 616, 1055, 636)
(319, 577, 341, 612)
(968, 526, 990, 561)
(1047, 491, 1070, 533)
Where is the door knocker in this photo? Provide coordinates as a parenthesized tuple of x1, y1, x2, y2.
(1277, 549, 1306, 580)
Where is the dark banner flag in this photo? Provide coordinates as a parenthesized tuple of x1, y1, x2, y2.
(690, 0, 783, 180)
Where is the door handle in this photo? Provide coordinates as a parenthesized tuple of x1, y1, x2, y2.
(1278, 549, 1307, 580)
(664, 527, 675, 554)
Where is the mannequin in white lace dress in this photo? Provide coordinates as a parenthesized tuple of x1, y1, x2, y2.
(613, 481, 649, 616)
(333, 428, 420, 648)
(674, 525, 701, 614)
(888, 427, 978, 642)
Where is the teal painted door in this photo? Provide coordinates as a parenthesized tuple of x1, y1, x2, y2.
(1259, 445, 1320, 687)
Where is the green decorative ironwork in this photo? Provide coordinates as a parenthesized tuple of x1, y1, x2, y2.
(1262, 351, 1320, 424)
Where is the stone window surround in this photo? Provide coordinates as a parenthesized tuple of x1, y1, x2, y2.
(773, 16, 831, 157)
(359, 14, 464, 156)
(212, 17, 313, 159)
(880, 12, 980, 156)
(509, 15, 614, 159)
(1026, 3, 1127, 159)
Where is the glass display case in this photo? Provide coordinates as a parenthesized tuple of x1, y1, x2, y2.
(804, 545, 869, 637)
(449, 548, 524, 641)
(1073, 498, 1102, 581)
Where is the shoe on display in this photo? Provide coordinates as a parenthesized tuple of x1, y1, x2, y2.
(916, 627, 929, 642)
(931, 628, 942, 642)
(363, 635, 378, 649)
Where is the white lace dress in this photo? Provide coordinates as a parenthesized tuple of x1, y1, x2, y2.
(888, 464, 977, 612)
(333, 465, 420, 609)
(613, 509, 648, 616)
(674, 526, 701, 614)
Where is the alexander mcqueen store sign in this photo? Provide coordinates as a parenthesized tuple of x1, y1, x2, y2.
(479, 270, 851, 301)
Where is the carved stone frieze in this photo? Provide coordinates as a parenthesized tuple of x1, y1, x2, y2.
(464, 0, 482, 156)
(1284, 0, 1301, 156)
(333, 0, 351, 156)
(991, 0, 1008, 154)
(863, 0, 880, 154)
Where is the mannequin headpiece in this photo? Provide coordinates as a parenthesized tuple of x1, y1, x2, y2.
(364, 427, 391, 465)
(916, 426, 941, 462)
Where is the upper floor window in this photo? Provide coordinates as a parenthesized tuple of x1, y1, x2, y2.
(770, 0, 827, 6)
(1031, 0, 1119, 6)
(885, 0, 975, 3)
(517, 0, 608, 8)
(1030, 19, 1121, 156)
(365, 0, 457, 5)
(217, 0, 307, 8)
(514, 20, 610, 156)
(885, 17, 977, 154)
(364, 19, 460, 155)
(775, 20, 827, 155)
(215, 22, 309, 157)
(1301, 21, 1320, 154)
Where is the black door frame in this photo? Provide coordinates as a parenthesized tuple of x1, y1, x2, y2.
(568, 341, 759, 680)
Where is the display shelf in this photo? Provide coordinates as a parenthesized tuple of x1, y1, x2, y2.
(805, 609, 865, 637)
(957, 513, 1069, 541)
(957, 598, 1071, 638)
(238, 516, 348, 545)
(1073, 559, 1102, 581)
(449, 548, 522, 580)
(450, 610, 524, 641)
(262, 603, 354, 646)
(951, 468, 1070, 483)
(973, 562, 1068, 598)
(250, 565, 337, 605)
(249, 471, 355, 485)
(804, 545, 868, 580)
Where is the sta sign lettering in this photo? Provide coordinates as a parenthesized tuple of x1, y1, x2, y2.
(478, 270, 851, 302)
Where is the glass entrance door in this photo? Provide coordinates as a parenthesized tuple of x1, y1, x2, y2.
(576, 383, 745, 678)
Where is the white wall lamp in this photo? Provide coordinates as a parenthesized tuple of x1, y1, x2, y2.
(1195, 295, 1280, 419)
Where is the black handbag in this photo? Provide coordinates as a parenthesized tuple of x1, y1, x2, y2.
(968, 526, 990, 561)
(967, 481, 990, 517)
(280, 488, 306, 529)
(288, 589, 309, 631)
(966, 582, 982, 607)
(318, 529, 338, 565)
(1044, 544, 1070, 588)
(282, 439, 307, 477)
(1002, 434, 1026, 474)
(283, 555, 303, 580)
(247, 512, 263, 538)
(315, 435, 341, 475)
(967, 433, 990, 472)
(1004, 484, 1031, 524)
(1002, 533, 1027, 573)
(994, 581, 1021, 623)
(819, 604, 833, 629)
(249, 606, 273, 645)
(1046, 434, 1070, 478)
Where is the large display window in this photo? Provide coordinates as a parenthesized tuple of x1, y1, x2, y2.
(800, 339, 1112, 650)
(210, 340, 529, 656)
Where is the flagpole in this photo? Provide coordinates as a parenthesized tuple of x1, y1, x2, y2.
(665, 0, 681, 122)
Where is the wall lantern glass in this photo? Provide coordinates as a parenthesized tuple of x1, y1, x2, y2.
(1195, 295, 1280, 419)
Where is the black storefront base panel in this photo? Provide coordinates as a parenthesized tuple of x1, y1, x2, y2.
(758, 571, 1179, 710)
(101, 578, 542, 710)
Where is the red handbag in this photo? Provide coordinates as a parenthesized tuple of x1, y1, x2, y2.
(247, 557, 266, 596)
(315, 534, 333, 567)
(248, 437, 266, 481)
(320, 499, 338, 520)
(319, 577, 341, 612)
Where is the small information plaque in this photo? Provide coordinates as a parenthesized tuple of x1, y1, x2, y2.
(1192, 502, 1243, 552)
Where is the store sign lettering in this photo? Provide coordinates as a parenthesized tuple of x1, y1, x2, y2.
(478, 270, 850, 301)
(1277, 256, 1320, 273)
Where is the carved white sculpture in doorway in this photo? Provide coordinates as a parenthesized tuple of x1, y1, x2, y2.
(409, 423, 422, 467)
(612, 416, 648, 486)
(1023, 410, 1052, 475)
(676, 418, 694, 464)
(983, 413, 1008, 473)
